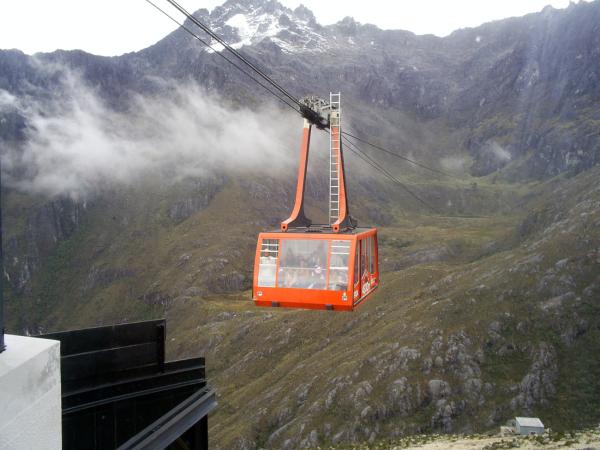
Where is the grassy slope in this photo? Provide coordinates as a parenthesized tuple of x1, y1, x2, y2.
(159, 169, 598, 448)
(216, 171, 597, 448)
(4, 161, 600, 448)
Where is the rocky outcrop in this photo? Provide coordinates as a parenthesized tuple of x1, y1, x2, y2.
(510, 342, 558, 412)
(84, 265, 134, 292)
(168, 176, 226, 223)
(4, 196, 86, 294)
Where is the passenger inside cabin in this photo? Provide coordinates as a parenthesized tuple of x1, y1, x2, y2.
(308, 266, 326, 289)
(298, 268, 311, 288)
(278, 240, 329, 289)
(329, 270, 348, 291)
(282, 269, 298, 288)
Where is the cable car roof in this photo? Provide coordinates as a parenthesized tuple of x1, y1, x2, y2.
(262, 226, 376, 235)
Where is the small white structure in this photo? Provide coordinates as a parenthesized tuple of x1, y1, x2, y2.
(515, 416, 544, 435)
(0, 334, 62, 450)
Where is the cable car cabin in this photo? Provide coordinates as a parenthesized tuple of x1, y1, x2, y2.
(253, 92, 379, 311)
(253, 228, 378, 311)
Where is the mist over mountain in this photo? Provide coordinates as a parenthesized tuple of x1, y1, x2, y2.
(1, 67, 299, 198)
(3, 0, 599, 182)
(1, 1, 599, 448)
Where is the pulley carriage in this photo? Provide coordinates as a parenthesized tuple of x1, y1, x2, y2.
(252, 93, 378, 311)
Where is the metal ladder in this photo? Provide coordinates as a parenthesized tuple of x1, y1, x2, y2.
(329, 92, 341, 226)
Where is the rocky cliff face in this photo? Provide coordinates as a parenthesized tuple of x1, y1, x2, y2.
(3, 0, 599, 175)
(4, 196, 85, 294)
(140, 0, 600, 179)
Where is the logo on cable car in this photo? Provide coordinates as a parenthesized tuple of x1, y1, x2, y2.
(342, 293, 348, 301)
(362, 281, 370, 295)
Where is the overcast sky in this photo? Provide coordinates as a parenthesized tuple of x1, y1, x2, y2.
(0, 0, 585, 56)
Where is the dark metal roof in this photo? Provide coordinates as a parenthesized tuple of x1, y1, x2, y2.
(40, 319, 216, 450)
(118, 387, 216, 450)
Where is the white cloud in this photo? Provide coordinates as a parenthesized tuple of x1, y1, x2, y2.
(440, 155, 469, 172)
(485, 141, 512, 162)
(1, 68, 298, 199)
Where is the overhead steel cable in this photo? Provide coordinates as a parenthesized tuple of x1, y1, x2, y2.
(164, 0, 303, 109)
(144, 0, 301, 113)
(344, 143, 434, 213)
(343, 137, 489, 218)
(144, 0, 467, 216)
(342, 130, 459, 179)
(146, 1, 451, 183)
(341, 134, 438, 213)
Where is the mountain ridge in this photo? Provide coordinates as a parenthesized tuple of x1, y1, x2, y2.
(3, 0, 598, 180)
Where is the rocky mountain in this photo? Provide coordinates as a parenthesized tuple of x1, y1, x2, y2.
(1, 1, 599, 448)
(3, 0, 599, 176)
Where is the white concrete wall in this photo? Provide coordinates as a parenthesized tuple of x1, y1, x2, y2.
(517, 425, 544, 435)
(0, 334, 62, 450)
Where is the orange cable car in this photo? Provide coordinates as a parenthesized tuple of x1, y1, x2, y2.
(252, 93, 379, 311)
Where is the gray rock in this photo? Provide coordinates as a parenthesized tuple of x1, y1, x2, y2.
(431, 399, 457, 432)
(428, 379, 451, 401)
(325, 386, 339, 409)
(84, 265, 134, 291)
(360, 405, 373, 419)
(331, 430, 345, 444)
(555, 258, 569, 269)
(389, 377, 413, 416)
(422, 357, 432, 373)
(295, 382, 311, 405)
(464, 378, 483, 398)
(488, 321, 502, 334)
(430, 335, 444, 355)
(540, 291, 575, 311)
(354, 380, 373, 400)
(511, 342, 557, 411)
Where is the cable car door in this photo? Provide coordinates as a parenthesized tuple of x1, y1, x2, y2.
(360, 238, 370, 297)
(353, 240, 361, 303)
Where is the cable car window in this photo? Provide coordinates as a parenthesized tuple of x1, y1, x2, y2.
(361, 239, 368, 279)
(368, 236, 374, 274)
(328, 240, 350, 291)
(354, 242, 359, 286)
(258, 239, 278, 287)
(278, 239, 328, 289)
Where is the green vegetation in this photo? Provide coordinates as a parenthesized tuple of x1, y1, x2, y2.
(4, 159, 600, 448)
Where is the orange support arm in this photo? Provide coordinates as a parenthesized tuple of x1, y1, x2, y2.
(281, 119, 312, 231)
